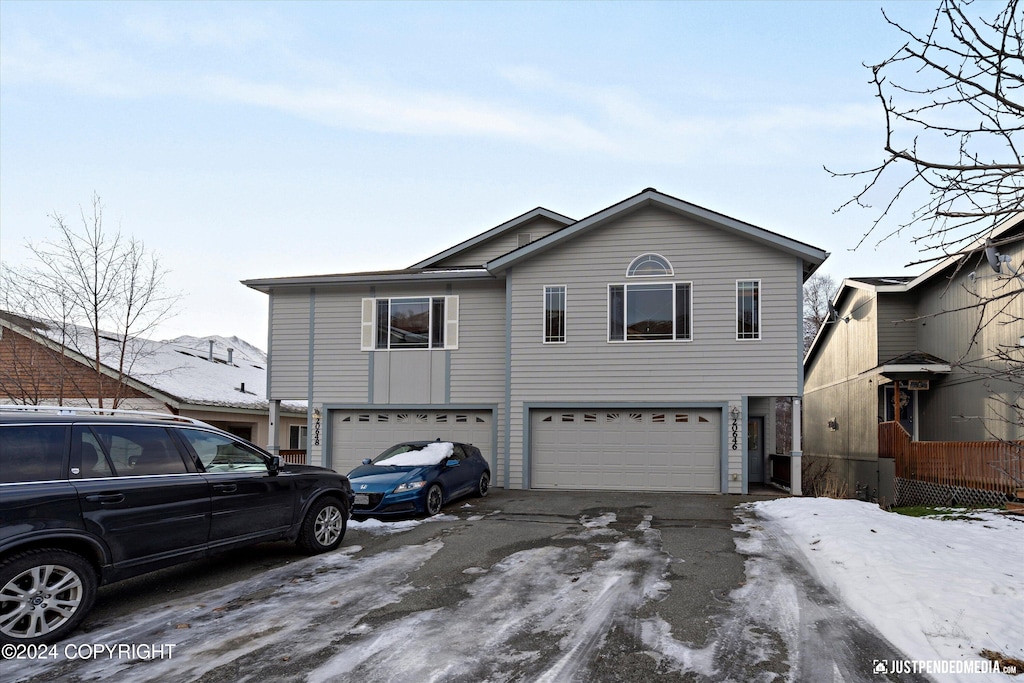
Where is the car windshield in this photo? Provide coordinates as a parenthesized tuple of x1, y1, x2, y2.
(373, 442, 454, 467)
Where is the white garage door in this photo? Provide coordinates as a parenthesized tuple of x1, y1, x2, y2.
(331, 409, 492, 473)
(531, 408, 721, 492)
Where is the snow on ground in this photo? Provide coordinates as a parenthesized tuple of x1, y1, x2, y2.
(348, 513, 458, 536)
(744, 498, 1024, 682)
(6, 510, 710, 683)
(9, 498, 1019, 683)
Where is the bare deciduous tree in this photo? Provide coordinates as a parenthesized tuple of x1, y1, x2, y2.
(803, 272, 838, 354)
(0, 194, 178, 408)
(829, 0, 1023, 253)
(830, 0, 1023, 485)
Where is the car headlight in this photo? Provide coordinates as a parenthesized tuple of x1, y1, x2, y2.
(393, 480, 427, 493)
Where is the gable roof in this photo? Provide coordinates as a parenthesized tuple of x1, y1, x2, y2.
(243, 188, 829, 291)
(804, 211, 1024, 367)
(410, 207, 575, 269)
(485, 188, 829, 279)
(0, 312, 303, 414)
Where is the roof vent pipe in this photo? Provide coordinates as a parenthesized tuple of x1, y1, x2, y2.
(208, 340, 214, 361)
(227, 348, 234, 364)
(239, 382, 245, 393)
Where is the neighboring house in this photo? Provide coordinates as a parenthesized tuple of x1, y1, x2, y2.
(803, 213, 1024, 497)
(243, 188, 829, 494)
(0, 311, 307, 453)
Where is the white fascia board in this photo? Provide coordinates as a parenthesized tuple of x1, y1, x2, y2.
(866, 364, 953, 376)
(410, 207, 575, 269)
(842, 278, 913, 293)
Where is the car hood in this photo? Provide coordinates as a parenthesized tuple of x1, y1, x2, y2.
(347, 464, 433, 489)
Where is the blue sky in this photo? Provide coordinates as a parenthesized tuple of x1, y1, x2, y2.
(1, 1, 951, 345)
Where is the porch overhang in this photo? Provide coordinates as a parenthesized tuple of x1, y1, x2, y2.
(862, 351, 952, 381)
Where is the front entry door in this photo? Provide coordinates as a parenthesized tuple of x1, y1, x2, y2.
(747, 417, 764, 485)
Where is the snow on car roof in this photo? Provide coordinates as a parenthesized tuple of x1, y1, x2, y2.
(379, 442, 455, 467)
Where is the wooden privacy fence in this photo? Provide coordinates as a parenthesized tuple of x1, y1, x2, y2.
(278, 449, 307, 465)
(878, 421, 1022, 494)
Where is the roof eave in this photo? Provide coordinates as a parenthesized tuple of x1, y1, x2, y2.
(864, 363, 953, 377)
(410, 207, 575, 269)
(242, 268, 495, 293)
(0, 317, 183, 406)
(487, 190, 828, 274)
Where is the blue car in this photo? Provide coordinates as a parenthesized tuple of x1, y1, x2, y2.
(347, 440, 490, 517)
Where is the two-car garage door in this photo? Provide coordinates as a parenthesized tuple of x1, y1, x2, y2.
(531, 408, 721, 492)
(331, 409, 492, 473)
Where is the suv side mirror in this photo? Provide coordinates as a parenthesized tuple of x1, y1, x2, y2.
(268, 455, 282, 475)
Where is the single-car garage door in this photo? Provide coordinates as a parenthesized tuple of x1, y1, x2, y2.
(531, 408, 721, 492)
(331, 409, 492, 473)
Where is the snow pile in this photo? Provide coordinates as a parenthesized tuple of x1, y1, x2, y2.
(378, 441, 454, 467)
(749, 497, 1024, 679)
(349, 514, 458, 536)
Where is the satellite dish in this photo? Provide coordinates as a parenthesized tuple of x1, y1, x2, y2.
(985, 238, 1013, 274)
(827, 301, 840, 322)
(985, 239, 1002, 273)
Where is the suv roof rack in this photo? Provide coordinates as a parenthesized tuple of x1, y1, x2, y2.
(0, 404, 212, 427)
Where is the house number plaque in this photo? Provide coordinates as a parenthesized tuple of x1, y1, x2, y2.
(730, 417, 739, 451)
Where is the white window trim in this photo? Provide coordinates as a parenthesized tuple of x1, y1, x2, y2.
(543, 285, 567, 344)
(736, 279, 761, 341)
(361, 295, 459, 351)
(607, 281, 693, 343)
(626, 252, 674, 278)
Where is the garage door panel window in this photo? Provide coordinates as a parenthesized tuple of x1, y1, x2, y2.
(608, 283, 692, 342)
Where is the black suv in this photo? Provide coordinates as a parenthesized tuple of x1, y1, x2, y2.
(0, 407, 354, 645)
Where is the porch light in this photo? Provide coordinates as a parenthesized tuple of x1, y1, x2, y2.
(313, 407, 321, 420)
(729, 406, 741, 421)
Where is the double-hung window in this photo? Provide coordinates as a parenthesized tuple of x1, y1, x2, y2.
(736, 280, 760, 340)
(608, 282, 691, 342)
(543, 286, 566, 343)
(361, 296, 458, 350)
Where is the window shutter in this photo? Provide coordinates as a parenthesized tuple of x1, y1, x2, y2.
(444, 295, 459, 349)
(361, 298, 376, 351)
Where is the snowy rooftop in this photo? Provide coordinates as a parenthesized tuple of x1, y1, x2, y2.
(3, 313, 304, 413)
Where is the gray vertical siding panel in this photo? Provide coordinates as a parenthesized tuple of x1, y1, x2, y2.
(804, 290, 880, 459)
(914, 241, 1023, 442)
(268, 290, 313, 397)
(305, 280, 510, 486)
(876, 294, 918, 363)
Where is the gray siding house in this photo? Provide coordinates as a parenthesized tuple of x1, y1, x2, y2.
(244, 189, 828, 494)
(803, 213, 1024, 494)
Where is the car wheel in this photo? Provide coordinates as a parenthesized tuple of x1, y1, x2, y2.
(0, 549, 97, 645)
(425, 484, 443, 516)
(297, 496, 347, 554)
(476, 472, 490, 497)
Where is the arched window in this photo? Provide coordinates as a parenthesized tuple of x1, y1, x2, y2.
(627, 253, 673, 277)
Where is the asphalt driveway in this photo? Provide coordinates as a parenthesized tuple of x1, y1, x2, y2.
(6, 489, 927, 682)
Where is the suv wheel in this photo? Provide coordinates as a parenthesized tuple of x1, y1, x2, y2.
(298, 497, 347, 554)
(0, 549, 97, 645)
(476, 472, 490, 498)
